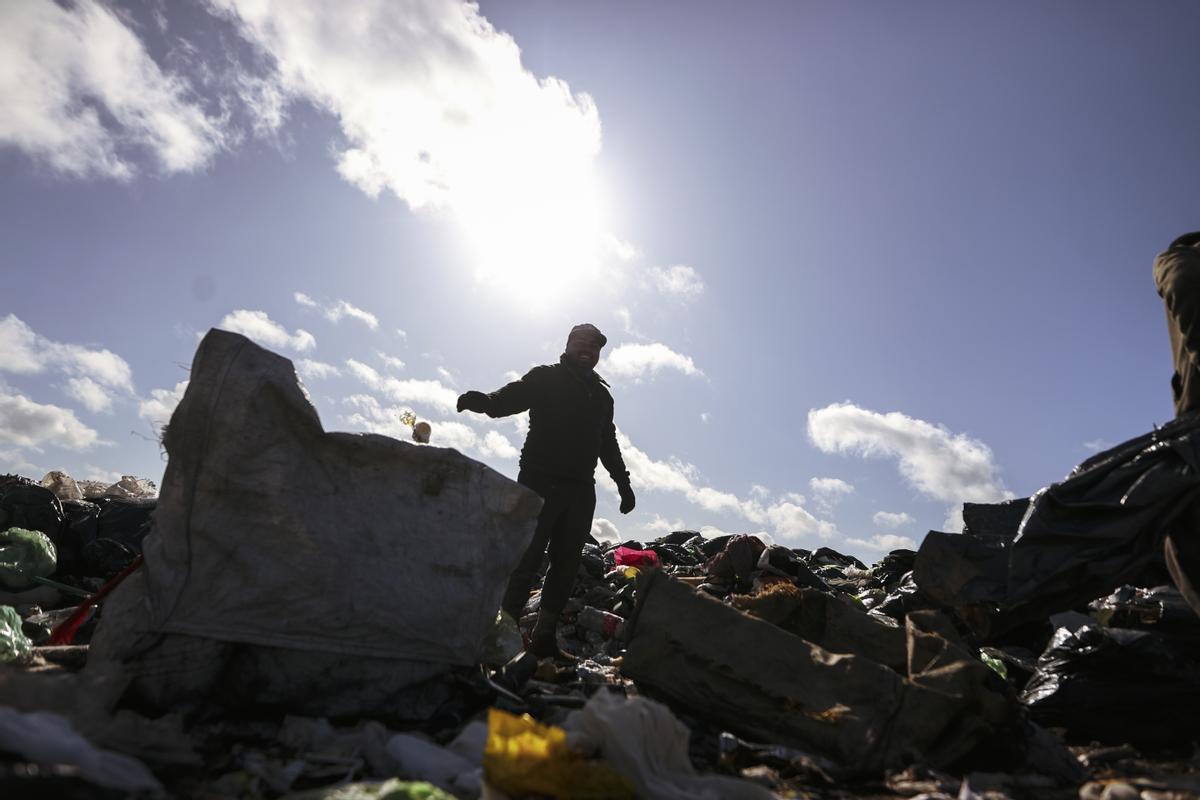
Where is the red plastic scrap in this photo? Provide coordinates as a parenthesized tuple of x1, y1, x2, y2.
(48, 554, 144, 646)
(613, 546, 659, 569)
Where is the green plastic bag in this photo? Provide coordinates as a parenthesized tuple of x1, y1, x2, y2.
(0, 605, 33, 664)
(0, 527, 57, 590)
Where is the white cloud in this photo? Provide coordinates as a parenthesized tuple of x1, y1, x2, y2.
(295, 293, 379, 330)
(81, 464, 124, 483)
(699, 412, 710, 424)
(810, 477, 853, 498)
(0, 315, 135, 407)
(341, 394, 517, 460)
(236, 72, 289, 138)
(481, 430, 520, 459)
(138, 380, 189, 432)
(436, 366, 457, 385)
(615, 307, 634, 335)
(0, 390, 100, 450)
(0, 315, 40, 373)
(645, 515, 687, 534)
(65, 377, 114, 414)
(327, 300, 378, 329)
(209, 0, 605, 298)
(0, 448, 44, 477)
(297, 359, 340, 380)
(378, 352, 406, 371)
(616, 431, 837, 546)
(591, 518, 621, 544)
(765, 501, 838, 541)
(219, 309, 316, 352)
(396, 328, 408, 340)
(618, 432, 695, 496)
(1, 0, 224, 178)
(809, 477, 854, 514)
(873, 511, 914, 529)
(647, 264, 704, 299)
(345, 359, 382, 386)
(603, 235, 641, 263)
(845, 533, 919, 552)
(602, 342, 703, 381)
(344, 359, 458, 414)
(1083, 439, 1113, 453)
(808, 402, 1013, 506)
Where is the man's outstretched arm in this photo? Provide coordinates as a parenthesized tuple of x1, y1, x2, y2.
(457, 369, 540, 418)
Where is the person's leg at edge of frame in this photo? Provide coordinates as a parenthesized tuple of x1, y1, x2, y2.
(529, 482, 596, 657)
(1165, 497, 1200, 617)
(500, 472, 560, 619)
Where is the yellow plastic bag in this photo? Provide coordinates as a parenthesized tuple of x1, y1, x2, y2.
(483, 708, 632, 799)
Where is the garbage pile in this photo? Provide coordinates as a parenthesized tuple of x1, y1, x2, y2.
(2, 330, 1200, 798)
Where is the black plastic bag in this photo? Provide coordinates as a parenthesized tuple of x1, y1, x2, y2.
(915, 413, 1200, 636)
(94, 497, 156, 551)
(809, 547, 866, 570)
(0, 478, 64, 542)
(82, 537, 138, 578)
(56, 500, 99, 575)
(1021, 621, 1200, 748)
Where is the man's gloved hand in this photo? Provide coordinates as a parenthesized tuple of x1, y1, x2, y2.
(618, 483, 636, 514)
(456, 390, 489, 414)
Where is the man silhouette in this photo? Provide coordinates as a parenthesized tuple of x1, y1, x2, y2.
(1155, 232, 1200, 614)
(457, 323, 635, 658)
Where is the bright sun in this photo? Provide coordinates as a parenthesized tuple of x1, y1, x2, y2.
(457, 165, 604, 310)
(451, 111, 608, 311)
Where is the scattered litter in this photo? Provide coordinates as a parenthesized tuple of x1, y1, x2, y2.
(0, 706, 162, 793)
(0, 332, 1196, 799)
(0, 605, 34, 663)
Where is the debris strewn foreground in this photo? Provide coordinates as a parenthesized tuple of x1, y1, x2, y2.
(2, 330, 1200, 799)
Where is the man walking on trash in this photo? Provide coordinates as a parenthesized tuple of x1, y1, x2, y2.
(457, 323, 636, 659)
(1155, 232, 1200, 615)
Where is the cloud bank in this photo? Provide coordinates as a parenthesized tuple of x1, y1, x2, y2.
(808, 402, 1012, 506)
(0, 389, 100, 450)
(208, 0, 604, 291)
(603, 343, 703, 381)
(616, 431, 837, 544)
(219, 309, 316, 352)
(0, 315, 135, 412)
(294, 293, 379, 330)
(1, 0, 224, 178)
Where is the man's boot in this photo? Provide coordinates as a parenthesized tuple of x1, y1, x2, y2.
(528, 612, 576, 662)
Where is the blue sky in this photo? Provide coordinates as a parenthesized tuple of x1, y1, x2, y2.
(2, 0, 1198, 560)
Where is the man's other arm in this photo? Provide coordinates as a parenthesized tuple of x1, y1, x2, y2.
(600, 414, 635, 514)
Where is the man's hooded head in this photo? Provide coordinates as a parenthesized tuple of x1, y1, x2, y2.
(564, 323, 606, 370)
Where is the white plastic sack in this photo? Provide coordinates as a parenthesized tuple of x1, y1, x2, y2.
(386, 733, 481, 797)
(0, 706, 161, 792)
(563, 690, 776, 800)
(125, 330, 541, 664)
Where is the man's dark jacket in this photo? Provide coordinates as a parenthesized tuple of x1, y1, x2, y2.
(479, 355, 630, 486)
(1154, 232, 1200, 416)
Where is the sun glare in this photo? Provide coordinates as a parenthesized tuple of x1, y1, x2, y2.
(449, 85, 608, 311)
(457, 162, 604, 310)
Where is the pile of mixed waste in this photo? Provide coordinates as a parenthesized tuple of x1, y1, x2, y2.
(2, 330, 1200, 799)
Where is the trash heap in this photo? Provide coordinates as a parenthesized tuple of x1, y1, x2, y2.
(2, 331, 1200, 799)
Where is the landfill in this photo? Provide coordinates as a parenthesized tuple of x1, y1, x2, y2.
(2, 331, 1200, 798)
